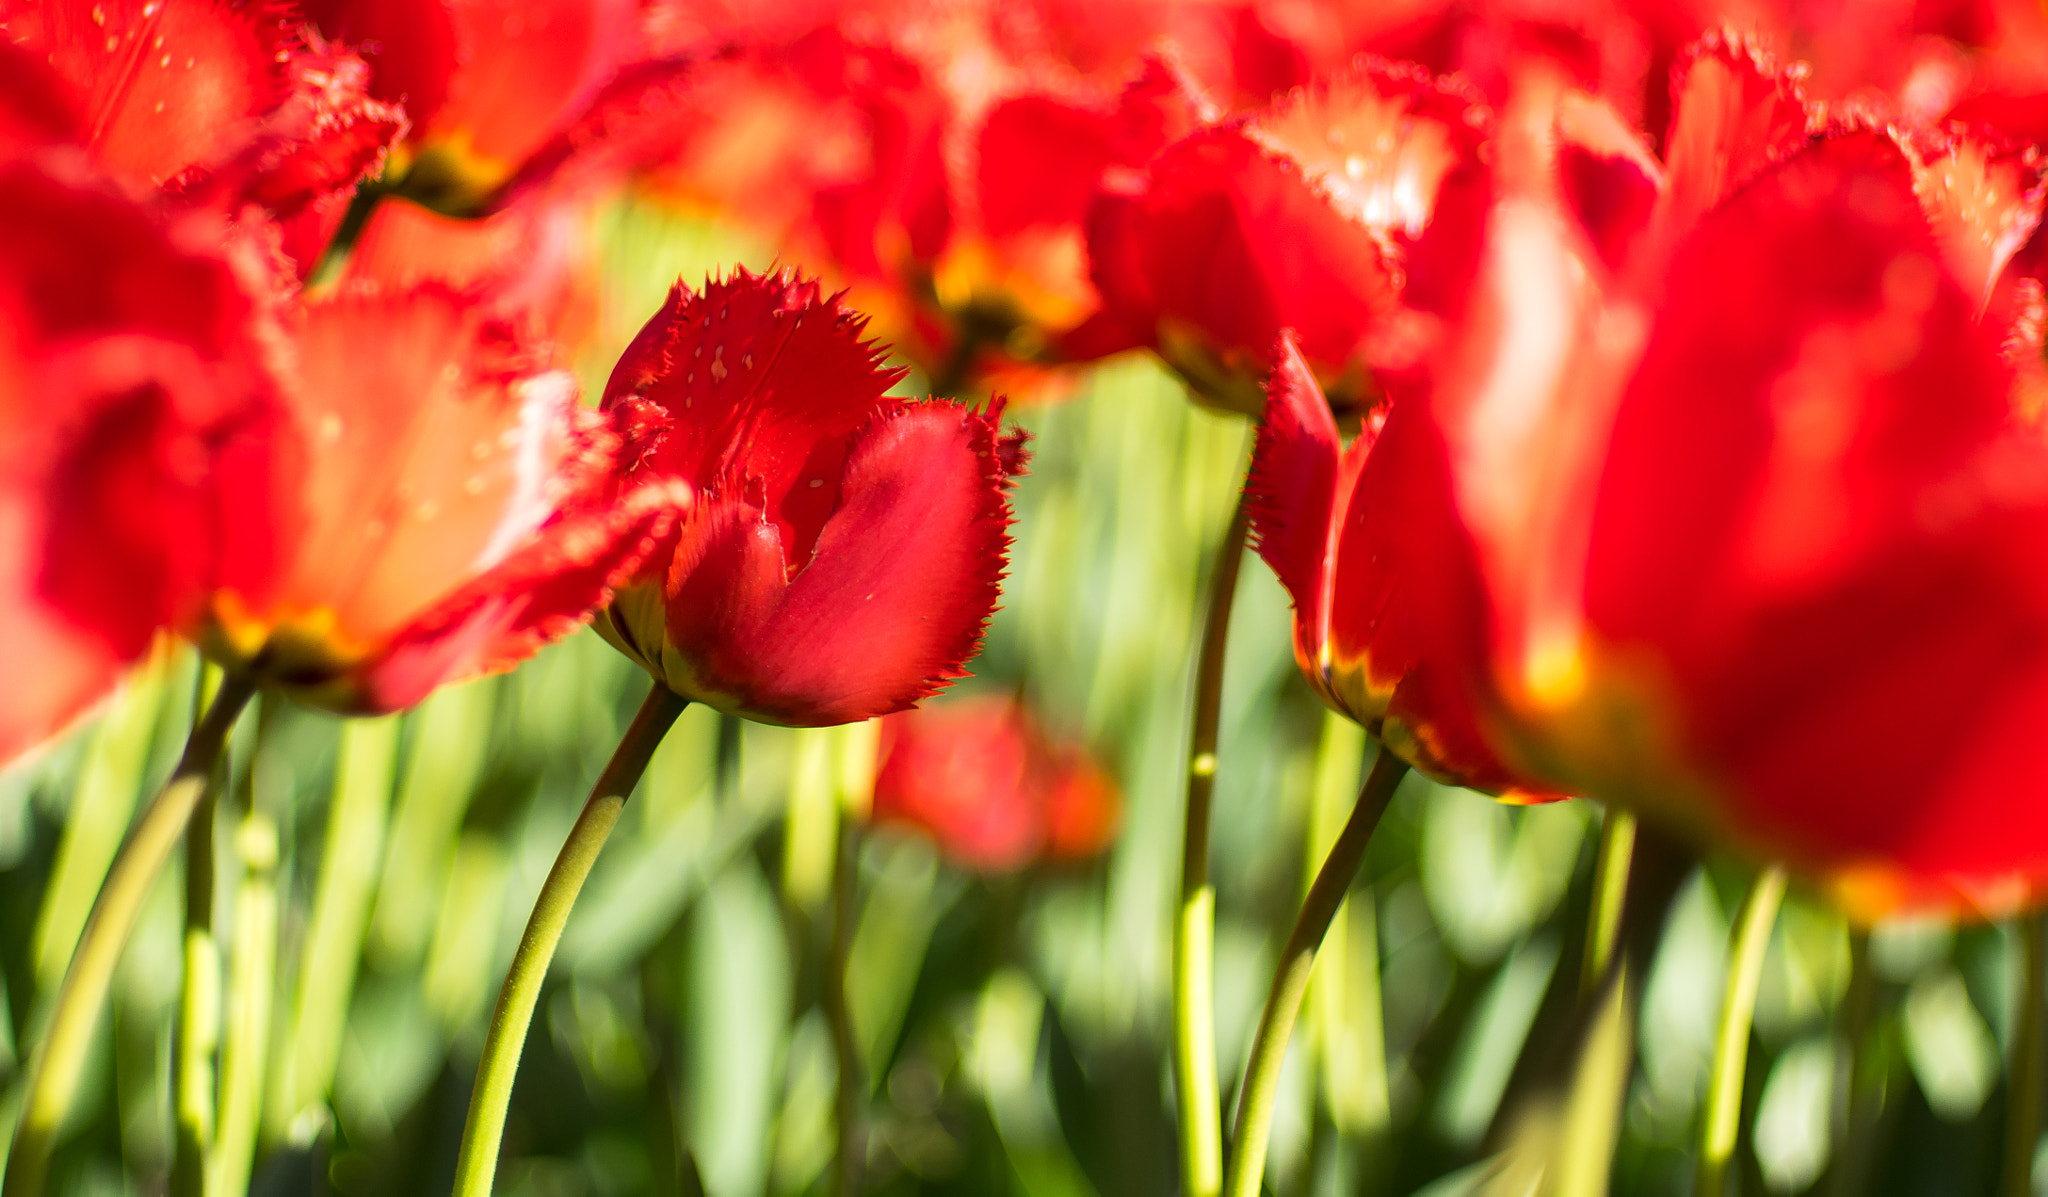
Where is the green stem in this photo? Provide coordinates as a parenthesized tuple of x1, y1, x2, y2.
(1175, 491, 1250, 1197)
(273, 716, 401, 1138)
(208, 809, 279, 1197)
(4, 675, 255, 1197)
(1580, 808, 1637, 999)
(1697, 865, 1788, 1197)
(170, 663, 225, 1197)
(2007, 911, 2047, 1197)
(1223, 749, 1408, 1197)
(826, 818, 864, 1197)
(450, 683, 686, 1197)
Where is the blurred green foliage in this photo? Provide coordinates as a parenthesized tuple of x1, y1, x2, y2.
(0, 199, 2039, 1197)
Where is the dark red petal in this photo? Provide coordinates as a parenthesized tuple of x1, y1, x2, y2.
(1555, 91, 1663, 271)
(1134, 126, 1397, 392)
(603, 268, 908, 566)
(6, 0, 291, 188)
(301, 0, 457, 137)
(0, 153, 269, 365)
(976, 93, 1120, 237)
(212, 38, 405, 221)
(1658, 30, 1817, 244)
(0, 39, 83, 145)
(1582, 130, 2040, 884)
(1245, 333, 1343, 682)
(1333, 390, 1549, 797)
(1080, 183, 1160, 351)
(656, 400, 1018, 726)
(354, 478, 690, 713)
(0, 154, 284, 761)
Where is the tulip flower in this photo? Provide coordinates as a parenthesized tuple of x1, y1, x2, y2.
(871, 694, 1120, 870)
(0, 149, 286, 764)
(638, 26, 1209, 394)
(1, 0, 403, 217)
(593, 266, 1027, 725)
(1085, 58, 1492, 412)
(1247, 334, 1564, 800)
(1374, 31, 2048, 913)
(198, 283, 686, 713)
(453, 269, 1024, 1196)
(301, 0, 705, 214)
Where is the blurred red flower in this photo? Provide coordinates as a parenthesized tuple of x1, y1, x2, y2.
(633, 18, 1210, 397)
(594, 267, 1026, 726)
(1, 0, 405, 250)
(0, 148, 287, 763)
(1375, 32, 2048, 911)
(871, 694, 1120, 870)
(192, 282, 685, 713)
(1247, 334, 1563, 801)
(300, 0, 707, 214)
(1084, 58, 1493, 412)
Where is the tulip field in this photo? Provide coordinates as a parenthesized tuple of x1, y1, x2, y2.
(11, 1, 2048, 1195)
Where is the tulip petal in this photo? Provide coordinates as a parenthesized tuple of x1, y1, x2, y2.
(216, 41, 406, 222)
(253, 286, 604, 655)
(1554, 91, 1663, 271)
(1658, 31, 1817, 243)
(605, 268, 910, 566)
(0, 40, 82, 145)
(655, 400, 1021, 726)
(352, 479, 691, 713)
(1245, 333, 1345, 682)
(0, 155, 281, 762)
(5, 0, 291, 188)
(1581, 129, 2039, 881)
(1905, 127, 2047, 310)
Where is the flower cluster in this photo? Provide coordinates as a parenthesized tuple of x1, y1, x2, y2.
(13, 0, 2048, 1191)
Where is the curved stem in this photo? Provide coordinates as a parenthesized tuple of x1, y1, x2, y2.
(2006, 910, 2047, 1197)
(451, 684, 687, 1197)
(1223, 749, 1408, 1197)
(826, 818, 864, 1197)
(1176, 492, 1251, 1197)
(1580, 808, 1637, 999)
(1697, 865, 1787, 1197)
(5, 674, 255, 1197)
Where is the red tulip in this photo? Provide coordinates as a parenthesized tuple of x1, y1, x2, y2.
(871, 694, 1120, 871)
(1247, 334, 1562, 800)
(1383, 32, 2048, 912)
(0, 148, 287, 762)
(198, 283, 685, 713)
(593, 268, 1026, 726)
(636, 24, 1209, 396)
(1085, 58, 1492, 412)
(301, 0, 703, 213)
(1, 0, 403, 217)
